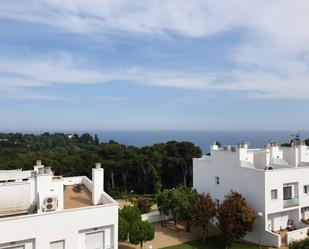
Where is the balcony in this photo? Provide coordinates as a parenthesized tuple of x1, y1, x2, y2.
(283, 197, 299, 208)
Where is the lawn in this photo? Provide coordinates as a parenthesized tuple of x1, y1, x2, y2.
(160, 235, 267, 249)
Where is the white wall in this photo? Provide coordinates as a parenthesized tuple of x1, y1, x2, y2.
(0, 182, 30, 216)
(265, 168, 309, 214)
(287, 227, 309, 245)
(141, 211, 171, 223)
(193, 143, 309, 248)
(63, 176, 83, 186)
(193, 151, 265, 212)
(81, 177, 93, 192)
(193, 150, 268, 245)
(0, 203, 118, 249)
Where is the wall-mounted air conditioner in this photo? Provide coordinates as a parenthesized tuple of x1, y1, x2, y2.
(42, 196, 58, 212)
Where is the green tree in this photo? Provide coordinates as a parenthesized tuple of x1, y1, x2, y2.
(157, 189, 173, 221)
(119, 216, 129, 241)
(157, 187, 198, 231)
(170, 187, 198, 232)
(163, 141, 201, 188)
(129, 220, 155, 248)
(281, 143, 291, 147)
(189, 193, 216, 243)
(217, 191, 256, 249)
(94, 134, 100, 146)
(98, 142, 124, 189)
(119, 205, 141, 232)
(80, 133, 94, 144)
(177, 142, 202, 187)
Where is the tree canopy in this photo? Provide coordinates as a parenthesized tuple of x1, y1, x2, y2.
(119, 205, 141, 233)
(0, 133, 202, 196)
(189, 193, 216, 243)
(119, 205, 154, 248)
(217, 191, 256, 248)
(157, 187, 198, 231)
(129, 220, 155, 248)
(118, 216, 129, 241)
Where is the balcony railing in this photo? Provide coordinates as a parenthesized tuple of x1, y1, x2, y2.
(283, 197, 299, 208)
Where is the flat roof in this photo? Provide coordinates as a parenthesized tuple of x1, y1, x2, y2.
(64, 185, 93, 209)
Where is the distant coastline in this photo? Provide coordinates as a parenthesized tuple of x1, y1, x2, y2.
(95, 130, 309, 153)
(1, 130, 309, 153)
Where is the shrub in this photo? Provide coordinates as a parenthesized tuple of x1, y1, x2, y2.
(289, 237, 309, 249)
(137, 197, 152, 214)
(119, 216, 129, 241)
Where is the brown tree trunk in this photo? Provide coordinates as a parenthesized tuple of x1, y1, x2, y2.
(173, 172, 176, 187)
(141, 165, 149, 189)
(110, 170, 115, 189)
(225, 238, 229, 249)
(122, 171, 128, 193)
(202, 225, 206, 243)
(188, 164, 193, 186)
(186, 221, 191, 232)
(183, 165, 187, 187)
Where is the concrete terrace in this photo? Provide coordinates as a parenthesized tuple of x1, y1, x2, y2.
(63, 185, 93, 210)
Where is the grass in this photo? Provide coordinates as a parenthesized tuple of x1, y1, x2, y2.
(160, 235, 268, 249)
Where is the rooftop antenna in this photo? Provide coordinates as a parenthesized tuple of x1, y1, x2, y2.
(290, 131, 301, 140)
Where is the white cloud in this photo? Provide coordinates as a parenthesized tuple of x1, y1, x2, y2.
(1, 0, 308, 42)
(1, 1, 309, 99)
(0, 54, 213, 99)
(1, 52, 309, 100)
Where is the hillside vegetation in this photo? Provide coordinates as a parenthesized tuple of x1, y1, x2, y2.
(0, 133, 201, 196)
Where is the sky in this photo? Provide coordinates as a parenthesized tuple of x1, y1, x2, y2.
(1, 0, 309, 131)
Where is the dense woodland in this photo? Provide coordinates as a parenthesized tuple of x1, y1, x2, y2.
(0, 133, 202, 195)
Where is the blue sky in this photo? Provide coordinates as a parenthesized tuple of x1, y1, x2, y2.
(1, 0, 309, 131)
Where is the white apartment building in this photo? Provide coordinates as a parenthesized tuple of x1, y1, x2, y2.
(0, 161, 118, 249)
(193, 139, 309, 248)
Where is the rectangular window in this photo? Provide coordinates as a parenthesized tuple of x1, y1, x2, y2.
(271, 189, 278, 199)
(283, 186, 292, 200)
(50, 240, 64, 249)
(304, 185, 309, 194)
(215, 176, 220, 185)
(86, 231, 104, 249)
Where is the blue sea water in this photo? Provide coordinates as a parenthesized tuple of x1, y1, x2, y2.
(96, 131, 309, 154)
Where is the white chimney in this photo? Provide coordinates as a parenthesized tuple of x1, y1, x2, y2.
(34, 160, 44, 173)
(92, 163, 104, 205)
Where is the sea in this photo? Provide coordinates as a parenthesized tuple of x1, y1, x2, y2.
(95, 131, 309, 154)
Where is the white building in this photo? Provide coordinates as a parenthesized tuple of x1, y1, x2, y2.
(193, 139, 309, 248)
(0, 161, 118, 249)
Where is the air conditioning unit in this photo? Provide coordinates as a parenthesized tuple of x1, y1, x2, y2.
(43, 196, 58, 212)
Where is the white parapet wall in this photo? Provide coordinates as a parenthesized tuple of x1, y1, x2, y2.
(81, 176, 93, 192)
(141, 211, 171, 223)
(63, 176, 83, 186)
(0, 203, 118, 249)
(287, 227, 309, 245)
(264, 231, 281, 248)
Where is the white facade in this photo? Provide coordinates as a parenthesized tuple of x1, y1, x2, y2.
(193, 140, 309, 248)
(0, 161, 118, 249)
